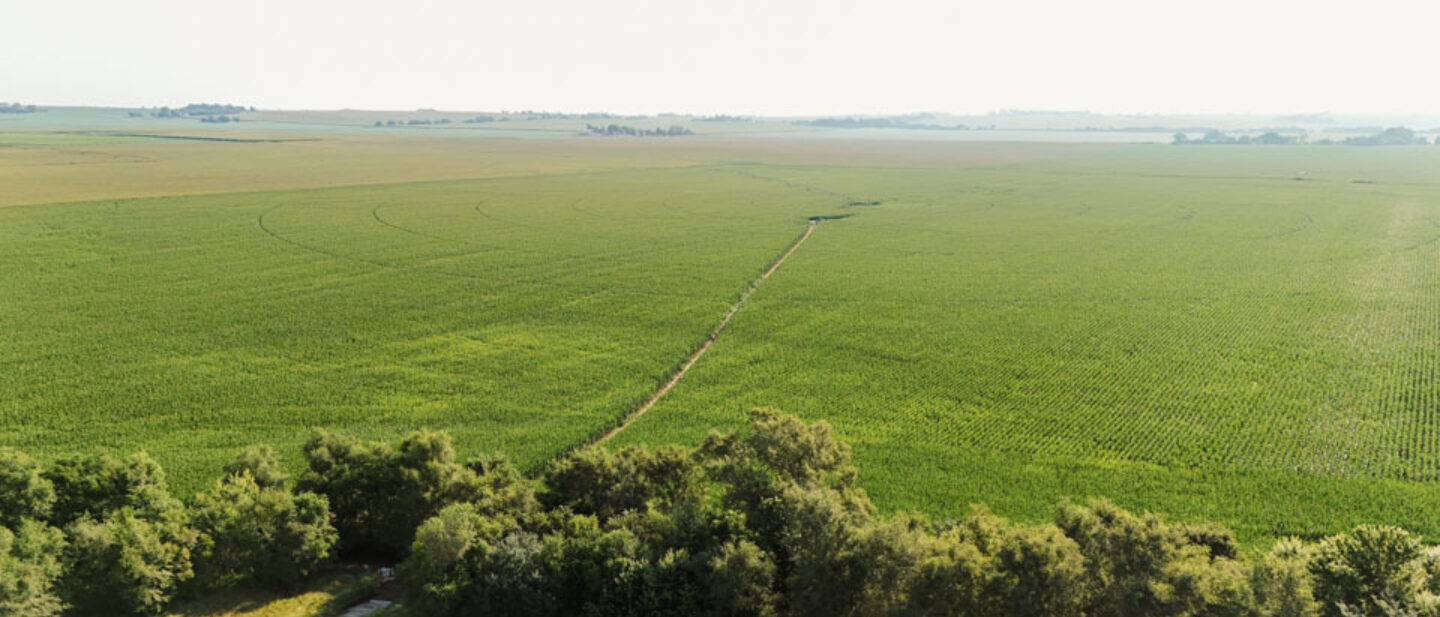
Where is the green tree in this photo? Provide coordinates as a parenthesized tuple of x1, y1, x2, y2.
(400, 503, 511, 616)
(61, 506, 198, 616)
(1252, 538, 1319, 617)
(0, 520, 67, 617)
(298, 429, 487, 557)
(707, 540, 777, 617)
(1309, 525, 1426, 617)
(190, 472, 336, 590)
(1055, 499, 1256, 617)
(43, 452, 172, 526)
(541, 445, 703, 521)
(951, 506, 1088, 617)
(222, 445, 289, 489)
(905, 532, 993, 617)
(0, 449, 55, 527)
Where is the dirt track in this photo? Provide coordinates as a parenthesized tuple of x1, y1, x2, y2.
(591, 218, 822, 445)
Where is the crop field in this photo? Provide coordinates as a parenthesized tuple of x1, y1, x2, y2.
(613, 146, 1440, 541)
(0, 164, 853, 489)
(5, 114, 1440, 545)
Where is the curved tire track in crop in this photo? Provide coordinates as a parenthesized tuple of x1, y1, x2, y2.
(1252, 209, 1315, 240)
(257, 203, 489, 281)
(370, 202, 495, 250)
(473, 202, 548, 231)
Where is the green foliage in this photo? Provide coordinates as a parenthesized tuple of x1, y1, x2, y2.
(1252, 538, 1319, 617)
(11, 413, 1440, 616)
(707, 540, 777, 617)
(62, 506, 199, 616)
(298, 429, 491, 557)
(0, 449, 56, 528)
(222, 446, 289, 490)
(44, 452, 174, 527)
(945, 506, 1089, 617)
(541, 445, 704, 520)
(190, 472, 337, 590)
(1052, 499, 1256, 617)
(466, 531, 556, 617)
(399, 502, 515, 616)
(0, 520, 67, 617)
(396, 413, 1127, 617)
(1309, 525, 1428, 617)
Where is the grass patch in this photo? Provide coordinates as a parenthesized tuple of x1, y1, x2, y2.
(163, 572, 378, 617)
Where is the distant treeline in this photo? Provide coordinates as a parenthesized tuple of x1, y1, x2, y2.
(585, 123, 693, 136)
(1175, 127, 1434, 146)
(371, 114, 677, 128)
(152, 103, 254, 118)
(0, 102, 39, 114)
(374, 118, 457, 127)
(150, 104, 254, 125)
(8, 410, 1440, 617)
(366, 112, 728, 127)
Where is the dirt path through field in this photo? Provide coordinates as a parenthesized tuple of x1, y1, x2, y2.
(590, 218, 822, 446)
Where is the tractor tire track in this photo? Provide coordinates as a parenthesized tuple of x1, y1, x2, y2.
(258, 204, 489, 281)
(586, 217, 824, 447)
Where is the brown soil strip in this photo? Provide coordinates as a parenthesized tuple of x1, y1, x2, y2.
(590, 218, 822, 446)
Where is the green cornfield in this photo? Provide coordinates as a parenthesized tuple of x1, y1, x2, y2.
(5, 125, 1440, 545)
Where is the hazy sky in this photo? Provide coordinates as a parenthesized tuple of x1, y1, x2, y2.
(6, 0, 1439, 115)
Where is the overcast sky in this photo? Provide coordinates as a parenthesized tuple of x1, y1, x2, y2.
(5, 0, 1439, 115)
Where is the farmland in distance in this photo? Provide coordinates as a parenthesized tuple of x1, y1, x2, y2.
(4, 119, 1440, 544)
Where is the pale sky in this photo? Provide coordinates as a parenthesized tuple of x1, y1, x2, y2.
(5, 0, 1439, 116)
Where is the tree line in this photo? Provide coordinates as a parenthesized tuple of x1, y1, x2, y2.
(585, 124, 693, 137)
(7, 410, 1440, 617)
(1174, 127, 1434, 146)
(373, 118, 456, 127)
(152, 104, 253, 119)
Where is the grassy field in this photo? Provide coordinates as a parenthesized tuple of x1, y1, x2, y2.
(5, 109, 1440, 546)
(162, 571, 378, 617)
